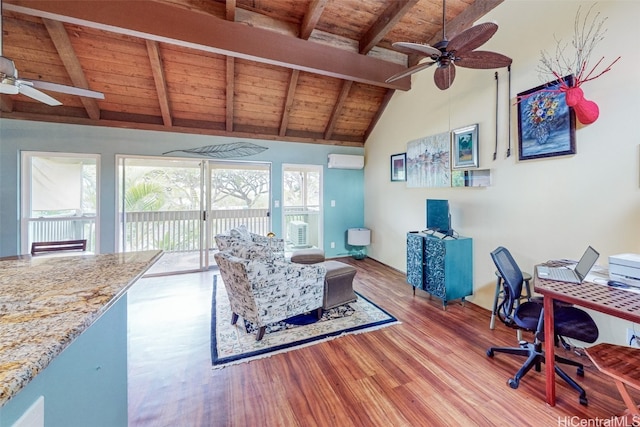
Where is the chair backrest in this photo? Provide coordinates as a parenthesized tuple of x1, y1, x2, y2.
(31, 239, 87, 256)
(490, 246, 524, 319)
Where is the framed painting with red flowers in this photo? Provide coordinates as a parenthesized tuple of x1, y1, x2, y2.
(517, 75, 576, 161)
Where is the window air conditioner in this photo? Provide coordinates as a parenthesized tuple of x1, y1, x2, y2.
(288, 221, 308, 247)
(327, 154, 364, 170)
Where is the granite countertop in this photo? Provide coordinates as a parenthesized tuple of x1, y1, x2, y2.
(0, 250, 162, 407)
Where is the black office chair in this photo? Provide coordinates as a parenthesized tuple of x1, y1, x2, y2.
(486, 246, 599, 405)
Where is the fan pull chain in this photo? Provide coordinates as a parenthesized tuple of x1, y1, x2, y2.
(506, 65, 512, 158)
(494, 71, 499, 161)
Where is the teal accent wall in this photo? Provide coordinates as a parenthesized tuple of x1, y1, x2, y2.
(0, 119, 364, 258)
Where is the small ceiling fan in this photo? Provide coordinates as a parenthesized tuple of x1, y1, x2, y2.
(386, 0, 512, 90)
(0, 1, 104, 106)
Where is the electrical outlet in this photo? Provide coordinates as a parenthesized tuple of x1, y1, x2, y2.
(627, 328, 640, 347)
(330, 242, 335, 249)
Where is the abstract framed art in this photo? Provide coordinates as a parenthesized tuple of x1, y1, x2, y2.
(406, 132, 451, 188)
(451, 124, 479, 169)
(390, 153, 406, 181)
(517, 75, 576, 161)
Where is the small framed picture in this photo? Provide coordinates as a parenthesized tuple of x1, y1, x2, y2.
(390, 153, 406, 181)
(451, 124, 479, 169)
(517, 75, 576, 161)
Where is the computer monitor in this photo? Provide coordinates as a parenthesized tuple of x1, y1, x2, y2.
(426, 199, 451, 235)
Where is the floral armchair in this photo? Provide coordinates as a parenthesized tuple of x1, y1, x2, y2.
(214, 248, 326, 340)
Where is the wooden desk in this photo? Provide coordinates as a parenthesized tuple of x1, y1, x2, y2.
(534, 269, 640, 406)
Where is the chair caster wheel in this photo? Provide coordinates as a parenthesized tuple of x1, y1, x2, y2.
(486, 349, 494, 358)
(577, 367, 584, 377)
(579, 396, 588, 406)
(508, 378, 519, 389)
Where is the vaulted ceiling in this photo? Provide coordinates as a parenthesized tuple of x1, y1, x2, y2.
(0, 0, 503, 147)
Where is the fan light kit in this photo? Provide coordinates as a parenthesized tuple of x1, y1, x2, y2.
(386, 0, 512, 90)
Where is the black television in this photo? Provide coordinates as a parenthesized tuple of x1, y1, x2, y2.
(426, 199, 452, 236)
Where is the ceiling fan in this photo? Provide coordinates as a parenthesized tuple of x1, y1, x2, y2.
(386, 0, 512, 90)
(0, 1, 104, 106)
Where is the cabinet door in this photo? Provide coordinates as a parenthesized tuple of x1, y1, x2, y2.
(424, 237, 446, 298)
(406, 233, 424, 289)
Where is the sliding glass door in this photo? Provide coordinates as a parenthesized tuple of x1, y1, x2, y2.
(208, 161, 272, 244)
(117, 156, 271, 275)
(118, 156, 204, 274)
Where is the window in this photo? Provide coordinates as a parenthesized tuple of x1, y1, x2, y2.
(21, 152, 99, 254)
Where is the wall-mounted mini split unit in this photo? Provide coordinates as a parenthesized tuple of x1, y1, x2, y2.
(327, 154, 364, 170)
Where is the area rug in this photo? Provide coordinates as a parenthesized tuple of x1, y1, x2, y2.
(211, 275, 399, 369)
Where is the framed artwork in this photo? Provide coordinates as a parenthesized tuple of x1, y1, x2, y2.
(406, 132, 451, 188)
(451, 124, 479, 169)
(390, 153, 406, 181)
(517, 75, 576, 161)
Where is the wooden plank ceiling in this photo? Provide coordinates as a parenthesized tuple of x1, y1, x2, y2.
(0, 0, 503, 147)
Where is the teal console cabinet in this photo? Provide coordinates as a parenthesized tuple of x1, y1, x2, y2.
(406, 232, 473, 308)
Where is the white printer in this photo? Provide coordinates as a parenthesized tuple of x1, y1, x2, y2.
(609, 253, 640, 284)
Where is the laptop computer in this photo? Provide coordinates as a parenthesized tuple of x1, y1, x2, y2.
(536, 246, 600, 284)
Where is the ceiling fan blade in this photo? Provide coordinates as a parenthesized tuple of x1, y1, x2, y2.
(447, 22, 498, 54)
(385, 61, 436, 83)
(392, 42, 441, 58)
(27, 79, 105, 99)
(434, 63, 456, 90)
(18, 84, 62, 106)
(455, 51, 513, 69)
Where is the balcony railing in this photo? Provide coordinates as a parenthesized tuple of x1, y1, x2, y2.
(28, 207, 320, 255)
(27, 216, 97, 252)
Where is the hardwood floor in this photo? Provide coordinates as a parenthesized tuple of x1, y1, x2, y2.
(127, 257, 635, 426)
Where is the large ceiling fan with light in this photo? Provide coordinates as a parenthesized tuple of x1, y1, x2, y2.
(0, 1, 104, 106)
(386, 0, 512, 90)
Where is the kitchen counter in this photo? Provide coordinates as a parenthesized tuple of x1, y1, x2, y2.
(0, 250, 162, 409)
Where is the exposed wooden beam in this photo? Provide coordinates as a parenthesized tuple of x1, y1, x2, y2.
(42, 18, 100, 120)
(0, 111, 364, 147)
(427, 0, 504, 45)
(5, 0, 411, 91)
(359, 0, 419, 54)
(324, 81, 352, 140)
(226, 56, 234, 132)
(225, 0, 235, 132)
(300, 0, 328, 40)
(145, 40, 172, 127)
(279, 0, 324, 137)
(279, 70, 299, 137)
(225, 0, 236, 21)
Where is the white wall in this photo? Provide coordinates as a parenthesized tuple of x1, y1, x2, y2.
(365, 0, 640, 344)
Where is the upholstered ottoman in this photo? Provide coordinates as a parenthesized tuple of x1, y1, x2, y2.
(291, 248, 325, 264)
(322, 260, 357, 310)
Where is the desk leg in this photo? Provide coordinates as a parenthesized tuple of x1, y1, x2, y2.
(543, 294, 556, 406)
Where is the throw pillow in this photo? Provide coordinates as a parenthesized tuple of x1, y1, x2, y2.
(230, 224, 252, 241)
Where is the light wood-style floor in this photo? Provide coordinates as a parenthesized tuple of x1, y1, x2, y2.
(127, 257, 635, 426)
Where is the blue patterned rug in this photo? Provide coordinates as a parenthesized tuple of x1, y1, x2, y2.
(211, 276, 399, 369)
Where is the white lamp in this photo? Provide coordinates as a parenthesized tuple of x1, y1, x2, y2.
(347, 228, 370, 260)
